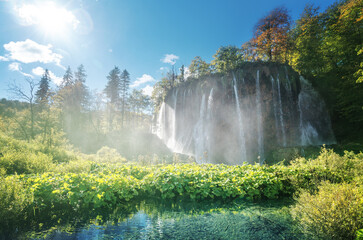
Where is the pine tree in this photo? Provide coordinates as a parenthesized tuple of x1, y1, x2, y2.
(104, 66, 121, 104)
(74, 64, 87, 83)
(61, 66, 74, 87)
(74, 64, 89, 112)
(35, 69, 51, 104)
(120, 69, 130, 128)
(104, 66, 121, 131)
(179, 65, 185, 83)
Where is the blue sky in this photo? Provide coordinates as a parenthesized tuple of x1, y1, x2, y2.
(0, 0, 334, 99)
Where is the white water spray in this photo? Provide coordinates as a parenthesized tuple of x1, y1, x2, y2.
(232, 73, 247, 163)
(255, 70, 264, 163)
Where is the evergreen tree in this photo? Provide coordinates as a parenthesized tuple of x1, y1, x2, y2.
(61, 66, 74, 87)
(179, 65, 185, 83)
(35, 69, 51, 104)
(74, 64, 87, 83)
(120, 69, 130, 128)
(104, 66, 121, 104)
(104, 66, 121, 131)
(73, 64, 89, 112)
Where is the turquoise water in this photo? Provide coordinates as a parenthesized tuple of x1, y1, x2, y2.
(23, 200, 302, 240)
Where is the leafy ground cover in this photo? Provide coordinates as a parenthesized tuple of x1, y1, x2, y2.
(0, 134, 362, 239)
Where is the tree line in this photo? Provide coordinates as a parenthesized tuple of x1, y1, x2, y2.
(1, 65, 152, 150)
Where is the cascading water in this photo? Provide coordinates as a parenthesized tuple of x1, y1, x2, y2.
(276, 76, 287, 147)
(298, 76, 335, 145)
(232, 73, 247, 163)
(271, 76, 281, 143)
(206, 88, 214, 163)
(255, 70, 264, 163)
(155, 63, 335, 164)
(193, 94, 206, 163)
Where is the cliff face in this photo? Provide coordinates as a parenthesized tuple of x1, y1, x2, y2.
(155, 63, 335, 164)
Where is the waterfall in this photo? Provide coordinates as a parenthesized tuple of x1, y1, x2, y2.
(271, 76, 281, 143)
(193, 94, 206, 163)
(207, 88, 214, 162)
(171, 89, 178, 149)
(298, 76, 334, 145)
(155, 64, 335, 164)
(276, 76, 286, 147)
(232, 73, 247, 163)
(255, 70, 264, 163)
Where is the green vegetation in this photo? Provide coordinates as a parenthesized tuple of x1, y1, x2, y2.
(292, 182, 362, 240)
(0, 132, 361, 239)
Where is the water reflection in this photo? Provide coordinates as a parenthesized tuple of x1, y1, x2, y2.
(25, 199, 302, 240)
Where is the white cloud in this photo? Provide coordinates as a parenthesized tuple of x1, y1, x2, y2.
(0, 56, 9, 61)
(3, 39, 64, 68)
(32, 66, 63, 85)
(142, 85, 154, 97)
(8, 62, 33, 78)
(131, 74, 155, 88)
(161, 54, 179, 65)
(108, 49, 113, 53)
(32, 66, 45, 76)
(8, 62, 20, 71)
(14, 3, 79, 30)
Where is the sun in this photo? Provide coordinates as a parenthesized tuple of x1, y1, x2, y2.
(16, 2, 79, 36)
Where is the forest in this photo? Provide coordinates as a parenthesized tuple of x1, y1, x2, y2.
(0, 0, 362, 239)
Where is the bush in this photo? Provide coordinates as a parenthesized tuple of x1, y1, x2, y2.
(0, 175, 33, 233)
(96, 146, 127, 164)
(290, 147, 363, 183)
(52, 159, 94, 173)
(0, 133, 76, 174)
(291, 182, 363, 240)
(0, 150, 54, 174)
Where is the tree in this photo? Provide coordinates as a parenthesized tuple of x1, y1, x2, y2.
(290, 0, 363, 140)
(129, 89, 151, 129)
(61, 66, 74, 87)
(290, 4, 325, 79)
(120, 69, 130, 128)
(189, 56, 211, 78)
(104, 66, 121, 104)
(74, 64, 87, 83)
(35, 69, 51, 104)
(104, 66, 121, 131)
(211, 46, 244, 73)
(73, 64, 89, 112)
(178, 65, 185, 83)
(252, 7, 291, 62)
(241, 41, 259, 62)
(8, 78, 37, 140)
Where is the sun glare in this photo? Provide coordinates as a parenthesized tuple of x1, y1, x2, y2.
(16, 3, 79, 36)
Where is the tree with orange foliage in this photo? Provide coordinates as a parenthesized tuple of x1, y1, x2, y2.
(252, 7, 291, 62)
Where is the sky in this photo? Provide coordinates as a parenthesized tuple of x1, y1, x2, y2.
(0, 0, 335, 99)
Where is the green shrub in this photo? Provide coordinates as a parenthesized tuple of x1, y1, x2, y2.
(0, 133, 76, 174)
(0, 150, 54, 174)
(292, 182, 363, 240)
(356, 229, 363, 240)
(53, 159, 94, 173)
(96, 146, 127, 164)
(290, 147, 363, 183)
(0, 175, 33, 233)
